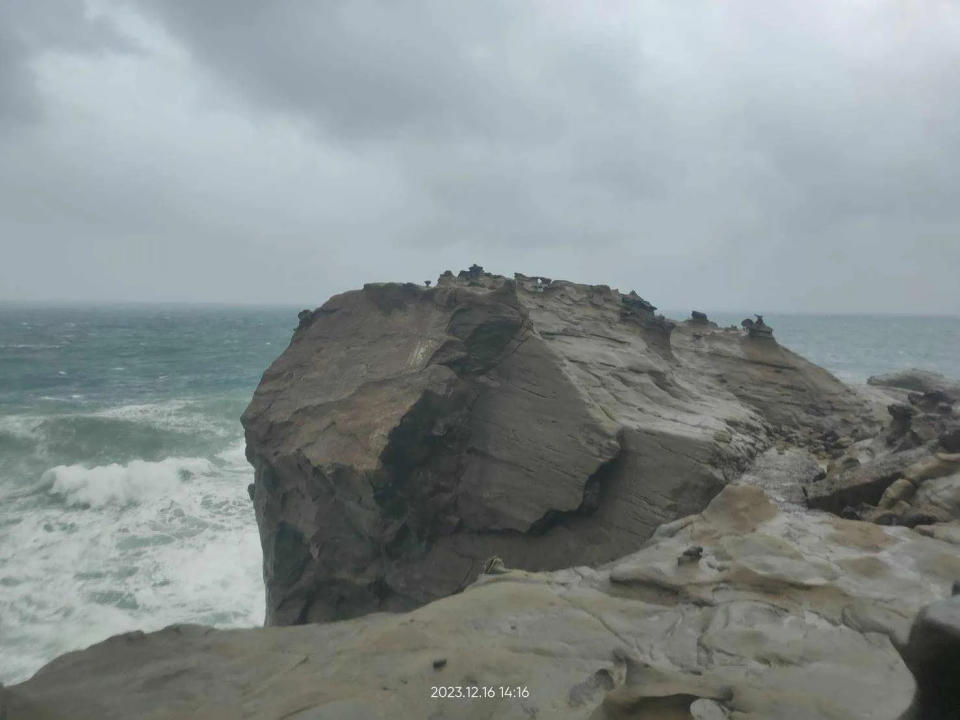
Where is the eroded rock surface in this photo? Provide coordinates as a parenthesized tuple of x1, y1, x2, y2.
(241, 269, 878, 624)
(806, 370, 960, 531)
(8, 485, 958, 720)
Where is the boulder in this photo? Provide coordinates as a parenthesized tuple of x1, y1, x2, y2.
(8, 485, 959, 720)
(242, 271, 878, 625)
(903, 595, 960, 719)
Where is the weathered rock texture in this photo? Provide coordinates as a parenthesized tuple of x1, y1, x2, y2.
(8, 485, 959, 719)
(241, 269, 878, 625)
(806, 369, 960, 532)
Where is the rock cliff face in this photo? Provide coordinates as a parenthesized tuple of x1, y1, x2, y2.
(241, 269, 879, 625)
(8, 484, 960, 719)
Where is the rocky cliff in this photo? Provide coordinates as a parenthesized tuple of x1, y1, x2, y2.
(240, 268, 879, 625)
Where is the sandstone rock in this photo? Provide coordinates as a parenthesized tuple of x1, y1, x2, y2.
(805, 376, 960, 529)
(735, 446, 824, 508)
(805, 446, 930, 514)
(242, 271, 877, 624)
(915, 522, 960, 546)
(878, 478, 917, 510)
(903, 473, 960, 526)
(9, 485, 958, 720)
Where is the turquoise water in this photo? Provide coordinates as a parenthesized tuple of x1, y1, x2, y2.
(0, 305, 299, 684)
(0, 305, 958, 684)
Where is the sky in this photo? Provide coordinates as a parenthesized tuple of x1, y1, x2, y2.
(1, 1, 958, 314)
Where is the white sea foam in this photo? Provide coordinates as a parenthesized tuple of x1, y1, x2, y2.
(0, 415, 42, 440)
(44, 457, 212, 507)
(92, 400, 233, 437)
(1, 448, 264, 684)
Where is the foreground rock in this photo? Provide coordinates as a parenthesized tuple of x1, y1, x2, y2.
(7, 485, 959, 719)
(242, 268, 878, 624)
(903, 594, 960, 719)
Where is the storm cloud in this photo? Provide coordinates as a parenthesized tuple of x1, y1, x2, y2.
(1, 0, 958, 312)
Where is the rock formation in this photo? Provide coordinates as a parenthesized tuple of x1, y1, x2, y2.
(7, 484, 960, 719)
(805, 369, 960, 534)
(241, 268, 878, 625)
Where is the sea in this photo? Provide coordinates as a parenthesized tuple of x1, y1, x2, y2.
(1, 305, 958, 684)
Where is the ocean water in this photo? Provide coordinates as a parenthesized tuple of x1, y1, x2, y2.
(1, 305, 958, 684)
(0, 305, 298, 684)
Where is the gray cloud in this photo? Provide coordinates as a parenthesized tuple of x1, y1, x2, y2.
(0, 1, 135, 126)
(1, 0, 958, 313)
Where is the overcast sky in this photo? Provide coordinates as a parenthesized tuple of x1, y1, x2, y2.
(1, 1, 958, 313)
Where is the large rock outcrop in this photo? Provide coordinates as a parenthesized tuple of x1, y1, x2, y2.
(7, 485, 959, 719)
(241, 268, 879, 625)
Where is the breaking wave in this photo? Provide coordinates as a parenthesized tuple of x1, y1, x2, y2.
(44, 457, 213, 508)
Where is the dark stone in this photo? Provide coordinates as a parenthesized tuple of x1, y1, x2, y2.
(268, 522, 310, 591)
(903, 596, 960, 719)
(940, 428, 960, 453)
(247, 483, 255, 502)
(432, 658, 447, 670)
(840, 506, 862, 520)
(746, 314, 774, 339)
(909, 390, 952, 413)
(569, 669, 616, 707)
(296, 309, 314, 330)
(691, 311, 709, 323)
(678, 545, 704, 565)
(621, 291, 656, 313)
(458, 263, 485, 281)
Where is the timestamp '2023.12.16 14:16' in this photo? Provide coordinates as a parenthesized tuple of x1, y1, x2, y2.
(431, 686, 531, 700)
